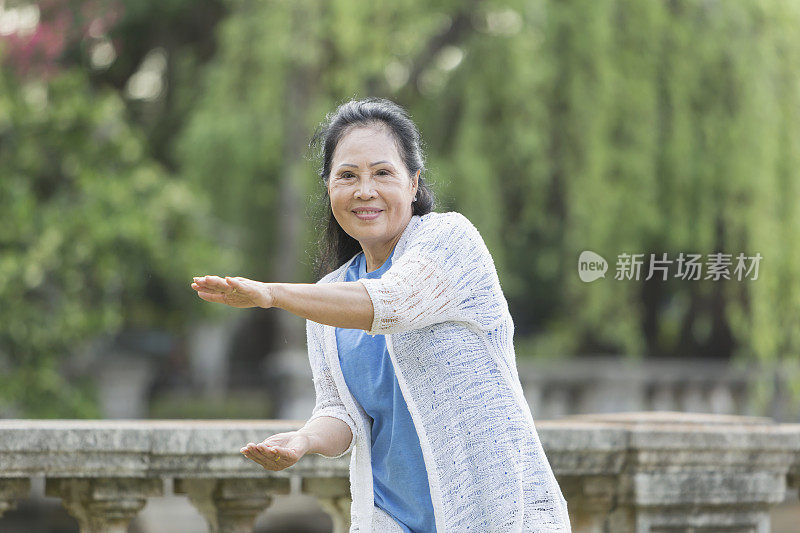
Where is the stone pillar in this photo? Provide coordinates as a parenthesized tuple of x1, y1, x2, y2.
(631, 472, 783, 532)
(558, 475, 629, 533)
(45, 478, 163, 533)
(789, 467, 800, 499)
(0, 478, 30, 518)
(302, 477, 352, 533)
(557, 412, 794, 533)
(174, 477, 290, 533)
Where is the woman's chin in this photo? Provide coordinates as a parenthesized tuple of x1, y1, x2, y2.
(351, 229, 389, 244)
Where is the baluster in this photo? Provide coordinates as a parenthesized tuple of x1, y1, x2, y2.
(0, 478, 30, 518)
(45, 478, 162, 533)
(302, 477, 351, 533)
(174, 477, 290, 533)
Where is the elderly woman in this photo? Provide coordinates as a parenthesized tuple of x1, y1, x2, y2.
(190, 98, 571, 532)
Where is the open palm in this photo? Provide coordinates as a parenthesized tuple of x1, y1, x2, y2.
(240, 431, 311, 471)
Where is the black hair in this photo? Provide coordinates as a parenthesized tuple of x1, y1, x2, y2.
(308, 97, 436, 278)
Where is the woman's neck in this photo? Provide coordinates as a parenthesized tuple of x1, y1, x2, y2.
(359, 214, 414, 272)
(362, 240, 397, 273)
(360, 222, 410, 272)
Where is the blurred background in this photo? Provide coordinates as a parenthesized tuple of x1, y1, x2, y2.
(2, 0, 800, 531)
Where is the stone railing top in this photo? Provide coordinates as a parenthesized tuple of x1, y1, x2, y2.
(0, 419, 333, 479)
(1, 412, 799, 481)
(3, 412, 799, 533)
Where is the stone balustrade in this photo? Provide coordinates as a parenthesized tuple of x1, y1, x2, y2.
(1, 412, 799, 532)
(519, 356, 800, 421)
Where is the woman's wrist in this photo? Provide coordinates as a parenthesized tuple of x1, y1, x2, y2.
(297, 416, 352, 457)
(259, 282, 280, 309)
(295, 427, 321, 455)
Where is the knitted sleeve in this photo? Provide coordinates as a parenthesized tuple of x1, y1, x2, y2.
(358, 212, 507, 335)
(304, 318, 356, 458)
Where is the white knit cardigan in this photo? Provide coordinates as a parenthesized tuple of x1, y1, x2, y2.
(304, 211, 572, 532)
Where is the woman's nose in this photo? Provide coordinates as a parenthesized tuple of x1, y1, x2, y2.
(355, 180, 377, 198)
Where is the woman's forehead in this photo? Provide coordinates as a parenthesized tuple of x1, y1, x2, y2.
(332, 126, 402, 165)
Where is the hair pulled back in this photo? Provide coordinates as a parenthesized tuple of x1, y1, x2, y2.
(308, 97, 435, 278)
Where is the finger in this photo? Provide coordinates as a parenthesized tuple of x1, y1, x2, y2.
(240, 443, 257, 455)
(251, 441, 276, 457)
(267, 445, 292, 456)
(226, 277, 254, 293)
(240, 444, 264, 464)
(225, 278, 246, 292)
(196, 276, 232, 291)
(247, 443, 271, 463)
(257, 443, 281, 461)
(197, 291, 227, 304)
(244, 452, 270, 470)
(191, 282, 227, 295)
(191, 279, 228, 294)
(191, 281, 227, 294)
(241, 449, 261, 465)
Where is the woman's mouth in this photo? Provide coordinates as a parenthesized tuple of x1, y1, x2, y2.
(352, 209, 382, 220)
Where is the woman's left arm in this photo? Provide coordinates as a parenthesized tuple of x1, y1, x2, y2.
(192, 213, 505, 332)
(271, 281, 374, 330)
(191, 274, 374, 330)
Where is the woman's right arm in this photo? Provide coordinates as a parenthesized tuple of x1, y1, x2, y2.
(241, 320, 356, 470)
(301, 317, 358, 458)
(240, 415, 351, 471)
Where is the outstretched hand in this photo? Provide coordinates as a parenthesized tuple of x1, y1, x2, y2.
(240, 431, 311, 471)
(190, 275, 274, 309)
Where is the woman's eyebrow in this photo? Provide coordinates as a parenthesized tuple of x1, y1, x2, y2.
(337, 160, 393, 169)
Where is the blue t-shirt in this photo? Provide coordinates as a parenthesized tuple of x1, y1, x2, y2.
(335, 247, 436, 533)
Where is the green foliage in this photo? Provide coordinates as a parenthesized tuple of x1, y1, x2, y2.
(547, 0, 800, 367)
(404, 0, 800, 375)
(174, 0, 463, 280)
(0, 67, 232, 417)
(4, 0, 800, 418)
(176, 0, 800, 377)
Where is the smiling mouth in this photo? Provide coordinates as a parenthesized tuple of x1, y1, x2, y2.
(352, 209, 382, 219)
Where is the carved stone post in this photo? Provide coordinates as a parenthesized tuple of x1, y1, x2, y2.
(555, 412, 796, 533)
(0, 478, 30, 518)
(174, 477, 290, 533)
(558, 475, 630, 533)
(45, 478, 163, 533)
(789, 468, 800, 500)
(302, 477, 352, 533)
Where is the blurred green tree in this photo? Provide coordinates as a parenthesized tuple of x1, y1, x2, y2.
(3, 0, 800, 418)
(0, 2, 230, 417)
(178, 0, 800, 378)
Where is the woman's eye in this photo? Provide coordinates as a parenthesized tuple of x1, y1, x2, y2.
(376, 169, 390, 176)
(340, 173, 355, 179)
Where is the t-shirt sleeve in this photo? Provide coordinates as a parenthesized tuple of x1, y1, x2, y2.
(358, 212, 507, 335)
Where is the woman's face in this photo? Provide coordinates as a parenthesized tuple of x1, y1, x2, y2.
(328, 125, 419, 249)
